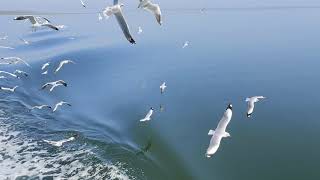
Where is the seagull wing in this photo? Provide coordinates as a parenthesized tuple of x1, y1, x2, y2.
(41, 83, 50, 90)
(114, 10, 136, 44)
(144, 3, 162, 25)
(53, 103, 60, 112)
(55, 62, 64, 73)
(17, 58, 31, 67)
(247, 101, 255, 115)
(41, 24, 59, 31)
(216, 109, 232, 132)
(24, 16, 38, 24)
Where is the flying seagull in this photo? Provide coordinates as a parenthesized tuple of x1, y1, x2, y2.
(138, 0, 162, 25)
(0, 71, 19, 78)
(140, 107, 154, 122)
(0, 86, 18, 92)
(246, 96, 266, 118)
(103, 0, 136, 44)
(14, 15, 59, 31)
(41, 62, 50, 70)
(160, 82, 166, 94)
(206, 104, 233, 158)
(182, 41, 189, 48)
(53, 101, 71, 112)
(137, 26, 143, 34)
(54, 60, 75, 73)
(31, 105, 52, 110)
(19, 38, 30, 45)
(80, 0, 86, 7)
(0, 57, 31, 67)
(14, 70, 29, 77)
(41, 80, 67, 92)
(98, 13, 103, 21)
(43, 137, 75, 147)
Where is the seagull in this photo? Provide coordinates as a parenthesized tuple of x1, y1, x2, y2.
(53, 101, 71, 112)
(0, 86, 18, 92)
(182, 41, 189, 48)
(14, 16, 59, 31)
(14, 70, 29, 77)
(0, 45, 14, 50)
(43, 137, 75, 147)
(54, 60, 75, 74)
(0, 71, 19, 78)
(41, 62, 50, 70)
(206, 104, 233, 158)
(0, 36, 8, 40)
(160, 82, 166, 94)
(98, 13, 103, 21)
(103, 0, 136, 44)
(137, 26, 143, 34)
(140, 107, 154, 122)
(31, 105, 52, 110)
(138, 0, 162, 25)
(42, 70, 48, 75)
(80, 0, 86, 8)
(19, 38, 30, 45)
(0, 57, 31, 67)
(246, 96, 266, 118)
(41, 80, 67, 92)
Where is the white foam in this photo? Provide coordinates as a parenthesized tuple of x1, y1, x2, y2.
(0, 123, 134, 180)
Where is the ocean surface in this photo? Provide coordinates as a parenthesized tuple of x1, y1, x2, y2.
(0, 0, 320, 179)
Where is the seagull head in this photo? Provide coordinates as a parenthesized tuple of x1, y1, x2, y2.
(227, 103, 232, 110)
(119, 3, 124, 7)
(247, 113, 251, 118)
(150, 107, 154, 110)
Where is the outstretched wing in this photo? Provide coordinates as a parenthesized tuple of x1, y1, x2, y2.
(114, 10, 136, 44)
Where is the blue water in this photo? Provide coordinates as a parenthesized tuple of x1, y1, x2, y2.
(1, 0, 320, 179)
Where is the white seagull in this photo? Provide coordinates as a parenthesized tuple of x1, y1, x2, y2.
(0, 86, 18, 92)
(98, 13, 103, 21)
(43, 137, 75, 147)
(42, 70, 48, 75)
(138, 0, 162, 25)
(0, 71, 19, 78)
(14, 15, 59, 31)
(103, 0, 136, 44)
(53, 101, 71, 112)
(182, 41, 189, 48)
(41, 80, 67, 92)
(80, 0, 86, 8)
(31, 105, 52, 110)
(0, 57, 31, 67)
(140, 107, 154, 122)
(160, 82, 166, 94)
(41, 62, 50, 70)
(206, 104, 233, 158)
(137, 26, 143, 34)
(14, 70, 29, 77)
(19, 38, 30, 45)
(245, 96, 266, 118)
(54, 60, 75, 74)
